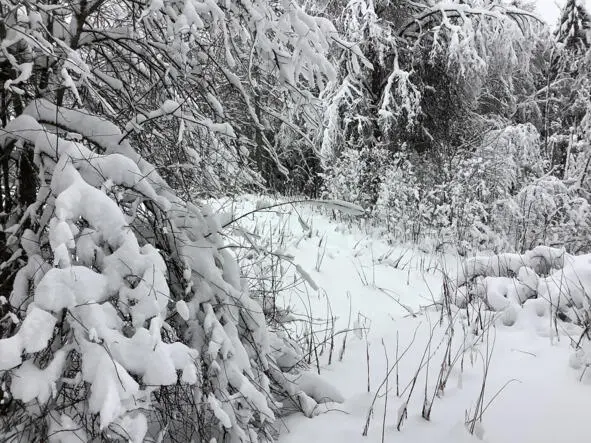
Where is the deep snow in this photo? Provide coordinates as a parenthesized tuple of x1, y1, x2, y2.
(215, 195, 591, 443)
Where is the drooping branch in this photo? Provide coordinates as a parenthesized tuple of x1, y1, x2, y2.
(398, 4, 543, 39)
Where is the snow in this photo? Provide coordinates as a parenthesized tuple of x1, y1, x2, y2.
(11, 348, 68, 404)
(176, 300, 190, 320)
(0, 305, 56, 370)
(108, 413, 148, 443)
(18, 305, 57, 353)
(208, 393, 233, 428)
(538, 253, 591, 309)
(0, 335, 24, 370)
(4, 62, 33, 92)
(35, 266, 110, 312)
(285, 371, 345, 404)
(48, 414, 88, 443)
(93, 68, 124, 90)
(212, 195, 591, 443)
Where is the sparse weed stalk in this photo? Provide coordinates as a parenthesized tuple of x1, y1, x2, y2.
(396, 311, 458, 430)
(315, 234, 328, 272)
(362, 324, 421, 437)
(354, 260, 371, 287)
(339, 293, 353, 362)
(466, 318, 495, 436)
(381, 339, 389, 443)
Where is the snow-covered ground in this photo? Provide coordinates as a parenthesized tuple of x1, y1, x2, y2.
(213, 196, 591, 443)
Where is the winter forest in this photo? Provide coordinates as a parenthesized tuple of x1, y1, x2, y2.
(2, 0, 591, 441)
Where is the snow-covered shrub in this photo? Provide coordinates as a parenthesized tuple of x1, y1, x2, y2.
(452, 246, 566, 326)
(453, 245, 591, 329)
(507, 176, 591, 252)
(433, 124, 591, 254)
(0, 101, 346, 442)
(324, 122, 552, 252)
(322, 147, 390, 212)
(452, 246, 591, 379)
(321, 149, 364, 205)
(451, 123, 544, 251)
(442, 180, 494, 253)
(470, 124, 543, 201)
(375, 156, 421, 241)
(438, 223, 591, 395)
(0, 106, 274, 442)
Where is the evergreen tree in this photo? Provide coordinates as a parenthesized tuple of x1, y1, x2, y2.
(545, 0, 591, 177)
(556, 0, 591, 55)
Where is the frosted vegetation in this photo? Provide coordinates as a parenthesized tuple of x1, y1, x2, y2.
(1, 0, 591, 442)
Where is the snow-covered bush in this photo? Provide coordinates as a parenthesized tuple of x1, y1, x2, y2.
(329, 124, 544, 251)
(456, 123, 545, 251)
(445, 124, 591, 254)
(322, 147, 390, 212)
(505, 176, 591, 252)
(0, 104, 291, 442)
(452, 246, 591, 380)
(453, 245, 591, 330)
(470, 124, 543, 200)
(452, 247, 558, 327)
(374, 156, 421, 241)
(325, 118, 584, 256)
(321, 149, 364, 205)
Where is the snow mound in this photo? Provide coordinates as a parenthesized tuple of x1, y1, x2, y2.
(454, 247, 591, 380)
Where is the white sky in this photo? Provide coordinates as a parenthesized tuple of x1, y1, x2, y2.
(535, 0, 591, 25)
